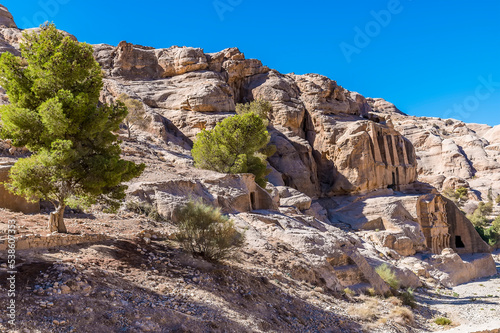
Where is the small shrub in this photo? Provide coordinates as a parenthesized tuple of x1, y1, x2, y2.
(117, 93, 148, 139)
(365, 287, 376, 297)
(175, 200, 245, 261)
(376, 264, 400, 289)
(443, 186, 468, 204)
(476, 226, 499, 246)
(344, 287, 355, 297)
(492, 216, 500, 233)
(434, 317, 452, 326)
(445, 119, 454, 126)
(399, 288, 416, 308)
(389, 306, 414, 325)
(126, 201, 164, 221)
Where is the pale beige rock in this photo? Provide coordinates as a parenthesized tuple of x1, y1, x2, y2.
(426, 251, 497, 287)
(234, 211, 390, 294)
(245, 71, 306, 134)
(392, 115, 500, 199)
(128, 172, 276, 221)
(277, 186, 312, 211)
(366, 97, 405, 116)
(157, 47, 208, 77)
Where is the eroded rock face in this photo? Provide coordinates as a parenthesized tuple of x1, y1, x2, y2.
(128, 172, 277, 221)
(0, 5, 16, 28)
(242, 71, 418, 196)
(392, 116, 500, 199)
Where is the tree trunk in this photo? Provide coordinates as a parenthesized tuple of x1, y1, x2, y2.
(49, 204, 67, 233)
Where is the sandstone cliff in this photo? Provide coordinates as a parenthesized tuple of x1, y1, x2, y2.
(0, 5, 495, 298)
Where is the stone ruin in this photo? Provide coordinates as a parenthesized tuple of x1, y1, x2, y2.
(417, 194, 490, 254)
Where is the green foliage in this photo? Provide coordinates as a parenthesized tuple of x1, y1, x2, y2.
(126, 201, 164, 222)
(475, 225, 499, 246)
(0, 24, 144, 230)
(235, 99, 272, 125)
(399, 288, 416, 308)
(482, 200, 494, 215)
(444, 119, 454, 126)
(455, 187, 468, 200)
(375, 263, 400, 290)
(117, 93, 148, 139)
(343, 288, 355, 297)
(175, 200, 245, 261)
(492, 216, 500, 233)
(496, 194, 500, 205)
(443, 186, 468, 204)
(192, 113, 272, 187)
(433, 317, 452, 326)
(468, 211, 489, 228)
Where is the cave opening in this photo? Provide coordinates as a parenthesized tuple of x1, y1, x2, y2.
(455, 235, 465, 248)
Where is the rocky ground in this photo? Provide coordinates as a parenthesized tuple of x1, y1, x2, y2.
(1, 211, 498, 333)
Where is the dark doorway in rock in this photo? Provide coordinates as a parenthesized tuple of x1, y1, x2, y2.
(388, 172, 396, 190)
(250, 192, 256, 210)
(455, 235, 465, 248)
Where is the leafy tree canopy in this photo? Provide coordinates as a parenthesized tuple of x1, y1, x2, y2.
(0, 23, 144, 232)
(191, 113, 272, 187)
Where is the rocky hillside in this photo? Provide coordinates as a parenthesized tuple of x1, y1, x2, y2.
(0, 4, 499, 332)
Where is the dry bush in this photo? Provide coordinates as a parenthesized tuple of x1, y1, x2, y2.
(348, 297, 380, 321)
(388, 296, 402, 306)
(389, 306, 414, 325)
(175, 200, 245, 261)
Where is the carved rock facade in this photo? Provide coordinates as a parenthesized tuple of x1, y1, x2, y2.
(417, 194, 491, 254)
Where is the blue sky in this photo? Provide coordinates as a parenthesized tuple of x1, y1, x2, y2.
(4, 0, 500, 126)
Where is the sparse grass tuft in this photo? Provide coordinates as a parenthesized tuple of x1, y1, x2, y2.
(434, 317, 452, 326)
(348, 298, 380, 321)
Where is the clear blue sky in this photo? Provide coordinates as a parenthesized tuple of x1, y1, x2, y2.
(4, 0, 500, 126)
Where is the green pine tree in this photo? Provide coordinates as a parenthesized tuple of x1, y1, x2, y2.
(192, 113, 272, 187)
(0, 24, 145, 233)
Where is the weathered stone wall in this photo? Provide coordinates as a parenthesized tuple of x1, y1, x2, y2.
(417, 194, 491, 254)
(0, 233, 108, 251)
(0, 163, 40, 214)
